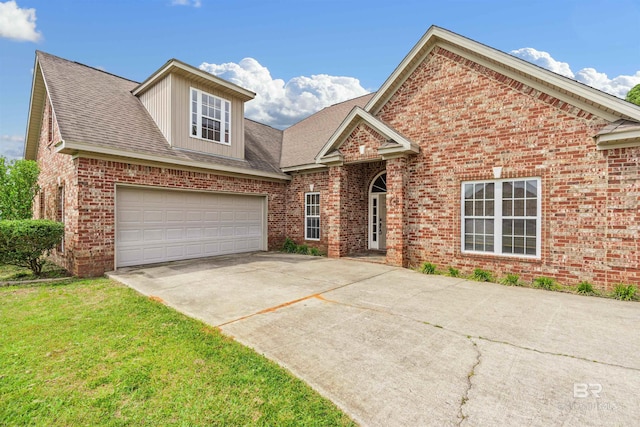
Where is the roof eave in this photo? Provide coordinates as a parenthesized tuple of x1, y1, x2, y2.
(595, 129, 640, 150)
(281, 163, 328, 173)
(365, 26, 640, 122)
(55, 139, 291, 181)
(132, 59, 256, 101)
(24, 55, 46, 160)
(315, 107, 417, 163)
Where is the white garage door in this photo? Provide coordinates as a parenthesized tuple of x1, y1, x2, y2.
(116, 187, 265, 267)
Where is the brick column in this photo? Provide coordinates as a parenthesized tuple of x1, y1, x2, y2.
(385, 156, 408, 267)
(327, 165, 348, 258)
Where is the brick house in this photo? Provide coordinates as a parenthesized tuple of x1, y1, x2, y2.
(24, 26, 640, 289)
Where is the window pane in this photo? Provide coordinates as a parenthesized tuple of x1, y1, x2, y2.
(513, 219, 525, 236)
(525, 238, 536, 255)
(503, 181, 513, 198)
(486, 219, 494, 234)
(475, 201, 484, 216)
(526, 199, 537, 216)
(485, 200, 494, 216)
(464, 234, 474, 250)
(514, 199, 525, 216)
(503, 219, 512, 235)
(474, 234, 484, 251)
(526, 219, 536, 236)
(475, 219, 484, 234)
(475, 183, 485, 198)
(503, 200, 512, 216)
(465, 219, 474, 233)
(464, 184, 474, 199)
(513, 237, 525, 254)
(486, 235, 494, 252)
(514, 181, 525, 198)
(526, 180, 537, 197)
(485, 183, 494, 199)
(465, 201, 473, 216)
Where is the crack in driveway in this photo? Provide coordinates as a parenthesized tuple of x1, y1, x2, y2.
(458, 338, 481, 426)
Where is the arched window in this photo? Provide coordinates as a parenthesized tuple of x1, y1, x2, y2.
(371, 173, 387, 193)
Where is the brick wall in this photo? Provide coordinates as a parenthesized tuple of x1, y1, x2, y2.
(286, 170, 330, 252)
(375, 46, 636, 289)
(35, 99, 79, 273)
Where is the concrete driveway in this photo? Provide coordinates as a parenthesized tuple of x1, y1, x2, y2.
(108, 252, 640, 426)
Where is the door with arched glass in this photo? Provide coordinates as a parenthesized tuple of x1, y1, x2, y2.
(369, 172, 387, 250)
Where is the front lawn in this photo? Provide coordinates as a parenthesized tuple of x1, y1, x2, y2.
(0, 278, 354, 426)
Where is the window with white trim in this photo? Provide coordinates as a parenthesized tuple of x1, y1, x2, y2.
(190, 88, 231, 144)
(462, 178, 541, 257)
(305, 192, 320, 241)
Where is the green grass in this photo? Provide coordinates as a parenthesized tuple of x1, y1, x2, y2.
(0, 261, 69, 282)
(0, 278, 354, 426)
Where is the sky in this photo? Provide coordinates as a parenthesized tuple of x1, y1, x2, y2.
(0, 0, 639, 160)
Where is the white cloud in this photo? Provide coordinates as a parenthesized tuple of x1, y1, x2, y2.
(0, 135, 25, 160)
(0, 1, 41, 42)
(511, 47, 640, 98)
(171, 0, 201, 7)
(200, 58, 369, 128)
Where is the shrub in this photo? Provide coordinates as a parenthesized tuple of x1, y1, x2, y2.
(447, 266, 460, 277)
(282, 237, 297, 253)
(296, 244, 309, 255)
(309, 247, 322, 257)
(501, 274, 520, 286)
(611, 284, 637, 301)
(0, 219, 64, 276)
(533, 276, 557, 290)
(576, 281, 595, 295)
(471, 268, 494, 282)
(421, 262, 437, 274)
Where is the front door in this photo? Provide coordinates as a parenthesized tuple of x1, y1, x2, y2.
(369, 172, 387, 250)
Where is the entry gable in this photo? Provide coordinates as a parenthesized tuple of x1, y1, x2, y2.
(316, 107, 418, 166)
(365, 26, 640, 149)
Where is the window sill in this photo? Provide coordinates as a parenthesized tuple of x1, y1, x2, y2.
(189, 135, 231, 146)
(460, 251, 542, 264)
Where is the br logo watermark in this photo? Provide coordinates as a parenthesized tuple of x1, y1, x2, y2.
(573, 383, 602, 398)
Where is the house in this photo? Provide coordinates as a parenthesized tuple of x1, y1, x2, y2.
(24, 26, 640, 289)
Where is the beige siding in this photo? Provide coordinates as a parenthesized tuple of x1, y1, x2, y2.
(170, 73, 245, 159)
(139, 74, 172, 144)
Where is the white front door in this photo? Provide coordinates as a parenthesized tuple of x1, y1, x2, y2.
(369, 193, 387, 250)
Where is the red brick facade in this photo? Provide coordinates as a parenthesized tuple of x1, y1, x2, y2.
(34, 45, 639, 290)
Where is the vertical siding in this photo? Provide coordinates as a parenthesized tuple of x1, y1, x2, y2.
(170, 73, 245, 159)
(139, 74, 172, 144)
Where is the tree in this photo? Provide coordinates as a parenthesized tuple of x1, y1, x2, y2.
(0, 220, 64, 276)
(626, 83, 640, 106)
(0, 157, 40, 220)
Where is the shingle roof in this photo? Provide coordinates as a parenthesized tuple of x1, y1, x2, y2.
(280, 93, 375, 168)
(37, 51, 285, 177)
(595, 119, 640, 136)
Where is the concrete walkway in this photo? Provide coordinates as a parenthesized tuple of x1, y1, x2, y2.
(108, 252, 640, 426)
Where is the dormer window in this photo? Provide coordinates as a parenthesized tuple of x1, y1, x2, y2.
(190, 88, 231, 145)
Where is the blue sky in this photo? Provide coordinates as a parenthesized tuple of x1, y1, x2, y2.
(1, 0, 639, 159)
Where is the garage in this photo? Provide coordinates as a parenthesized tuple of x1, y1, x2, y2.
(116, 187, 266, 267)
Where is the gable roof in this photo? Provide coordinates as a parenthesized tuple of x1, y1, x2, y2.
(132, 58, 255, 101)
(315, 107, 419, 165)
(366, 26, 640, 125)
(24, 51, 288, 180)
(280, 93, 374, 170)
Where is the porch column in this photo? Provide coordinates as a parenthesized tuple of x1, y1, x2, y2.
(385, 156, 408, 267)
(327, 165, 348, 258)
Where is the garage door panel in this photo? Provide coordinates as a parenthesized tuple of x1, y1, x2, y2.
(117, 188, 264, 267)
(144, 210, 164, 222)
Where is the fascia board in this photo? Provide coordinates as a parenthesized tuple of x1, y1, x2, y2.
(133, 60, 255, 101)
(365, 26, 640, 122)
(595, 129, 640, 150)
(56, 140, 290, 181)
(315, 107, 414, 163)
(281, 164, 327, 173)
